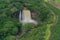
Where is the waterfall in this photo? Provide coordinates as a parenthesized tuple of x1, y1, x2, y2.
(19, 11, 22, 22)
(22, 9, 32, 20)
(19, 9, 37, 24)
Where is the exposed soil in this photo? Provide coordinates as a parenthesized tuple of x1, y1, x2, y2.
(50, 0, 60, 9)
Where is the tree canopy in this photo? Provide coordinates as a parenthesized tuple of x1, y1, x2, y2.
(0, 0, 52, 40)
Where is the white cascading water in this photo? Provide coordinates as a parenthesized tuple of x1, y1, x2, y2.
(19, 9, 37, 24)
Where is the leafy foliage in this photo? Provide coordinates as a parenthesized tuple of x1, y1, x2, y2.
(46, 3, 60, 40)
(0, 0, 52, 40)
